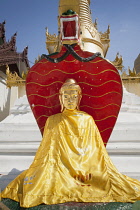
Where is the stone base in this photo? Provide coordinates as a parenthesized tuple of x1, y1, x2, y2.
(0, 201, 10, 210)
(1, 199, 134, 210)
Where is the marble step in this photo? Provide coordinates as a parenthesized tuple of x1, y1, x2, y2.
(0, 141, 140, 154)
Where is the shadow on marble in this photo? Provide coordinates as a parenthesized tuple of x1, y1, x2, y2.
(0, 168, 23, 191)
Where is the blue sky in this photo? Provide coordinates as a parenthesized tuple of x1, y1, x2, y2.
(0, 0, 140, 71)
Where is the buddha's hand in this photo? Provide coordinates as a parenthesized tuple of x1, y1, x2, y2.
(74, 173, 93, 183)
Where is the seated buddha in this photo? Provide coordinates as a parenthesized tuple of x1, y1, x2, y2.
(1, 79, 140, 208)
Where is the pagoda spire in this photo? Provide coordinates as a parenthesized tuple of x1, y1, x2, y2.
(0, 21, 29, 76)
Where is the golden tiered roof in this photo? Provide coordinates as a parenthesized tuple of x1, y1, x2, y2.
(0, 21, 29, 87)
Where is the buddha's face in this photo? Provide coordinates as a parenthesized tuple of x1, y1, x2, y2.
(62, 89, 79, 110)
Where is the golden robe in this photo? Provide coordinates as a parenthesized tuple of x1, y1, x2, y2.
(1, 110, 140, 207)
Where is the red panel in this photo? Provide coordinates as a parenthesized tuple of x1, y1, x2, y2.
(26, 45, 123, 146)
(63, 21, 76, 37)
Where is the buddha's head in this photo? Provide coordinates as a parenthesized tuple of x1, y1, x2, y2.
(59, 78, 82, 112)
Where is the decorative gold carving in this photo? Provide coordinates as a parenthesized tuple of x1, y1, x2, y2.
(6, 65, 27, 88)
(128, 67, 137, 77)
(93, 19, 98, 30)
(46, 27, 58, 54)
(100, 25, 110, 41)
(82, 37, 103, 50)
(121, 67, 140, 80)
(35, 55, 41, 64)
(99, 25, 110, 57)
(121, 67, 140, 93)
(111, 52, 123, 71)
(85, 25, 97, 39)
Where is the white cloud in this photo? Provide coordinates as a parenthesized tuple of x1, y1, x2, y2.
(120, 29, 127, 33)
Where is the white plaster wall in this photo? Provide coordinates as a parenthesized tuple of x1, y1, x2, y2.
(9, 87, 18, 109)
(18, 85, 26, 98)
(0, 72, 11, 122)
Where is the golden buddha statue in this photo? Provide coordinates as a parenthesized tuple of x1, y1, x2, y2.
(1, 79, 140, 207)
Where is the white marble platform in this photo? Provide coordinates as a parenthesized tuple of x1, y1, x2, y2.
(0, 88, 140, 190)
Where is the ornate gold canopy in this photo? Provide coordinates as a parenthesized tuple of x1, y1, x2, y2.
(6, 65, 27, 88)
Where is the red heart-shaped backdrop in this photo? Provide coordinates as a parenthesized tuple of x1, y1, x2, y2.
(26, 45, 123, 146)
